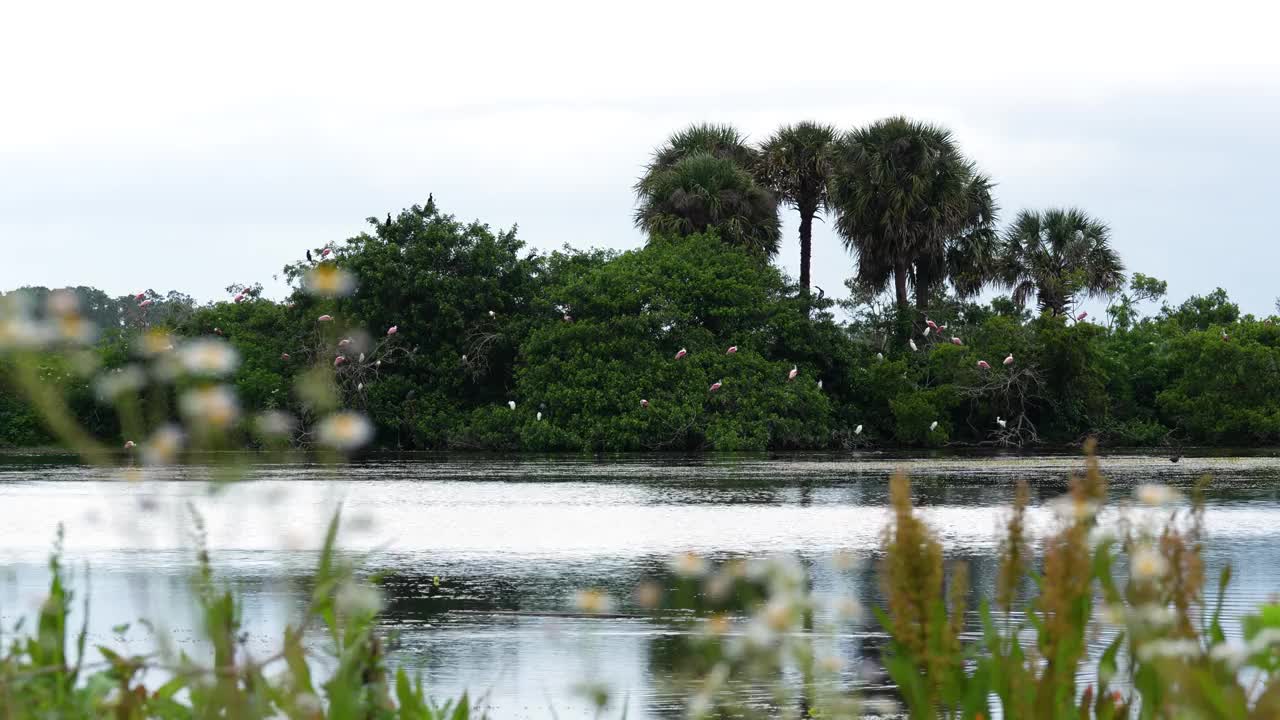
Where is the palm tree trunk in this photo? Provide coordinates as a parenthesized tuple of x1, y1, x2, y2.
(799, 211, 814, 293)
(894, 258, 910, 310)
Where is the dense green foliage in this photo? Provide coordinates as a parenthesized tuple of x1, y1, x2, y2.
(3, 200, 1276, 452)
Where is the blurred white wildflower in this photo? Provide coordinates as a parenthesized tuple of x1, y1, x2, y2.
(1135, 484, 1182, 506)
(1131, 546, 1169, 581)
(316, 411, 373, 451)
(178, 339, 240, 377)
(1210, 640, 1249, 669)
(0, 315, 52, 350)
(831, 595, 864, 624)
(335, 582, 383, 617)
(1047, 495, 1099, 523)
(1249, 627, 1280, 652)
(94, 366, 146, 402)
(179, 385, 241, 429)
(303, 265, 356, 298)
(760, 598, 799, 633)
(1138, 638, 1199, 662)
(141, 329, 176, 357)
(53, 313, 96, 346)
(572, 589, 615, 614)
(671, 552, 708, 579)
(255, 410, 296, 438)
(141, 425, 184, 466)
(1128, 603, 1177, 628)
(294, 693, 323, 715)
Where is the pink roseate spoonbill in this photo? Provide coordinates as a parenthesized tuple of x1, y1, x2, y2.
(788, 366, 798, 381)
(726, 345, 738, 355)
(123, 440, 136, 450)
(321, 248, 332, 258)
(951, 337, 963, 346)
(923, 326, 932, 337)
(139, 299, 153, 308)
(709, 380, 723, 392)
(674, 348, 687, 360)
(233, 293, 245, 303)
(338, 338, 351, 348)
(940, 324, 947, 331)
(387, 325, 398, 335)
(1221, 329, 1230, 342)
(1076, 311, 1088, 322)
(334, 356, 346, 367)
(640, 399, 649, 408)
(909, 339, 918, 351)
(977, 360, 991, 370)
(1003, 354, 1014, 366)
(926, 319, 938, 331)
(562, 314, 572, 322)
(280, 353, 290, 361)
(318, 314, 333, 322)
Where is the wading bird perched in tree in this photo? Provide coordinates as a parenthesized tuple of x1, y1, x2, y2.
(318, 315, 332, 322)
(909, 339, 918, 351)
(387, 325, 398, 335)
(997, 416, 1007, 429)
(306, 250, 312, 262)
(788, 366, 798, 381)
(280, 353, 290, 361)
(855, 424, 863, 435)
(508, 401, 516, 410)
(951, 337, 963, 346)
(726, 345, 737, 354)
(1076, 311, 1088, 322)
(930, 421, 939, 432)
(977, 360, 990, 370)
(709, 380, 722, 392)
(640, 399, 649, 408)
(123, 440, 136, 450)
(1004, 354, 1014, 366)
(756, 121, 838, 292)
(674, 348, 687, 360)
(996, 208, 1124, 316)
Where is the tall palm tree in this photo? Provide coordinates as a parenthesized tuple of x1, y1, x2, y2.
(829, 117, 997, 312)
(757, 122, 838, 292)
(998, 208, 1125, 316)
(634, 153, 781, 257)
(639, 123, 757, 185)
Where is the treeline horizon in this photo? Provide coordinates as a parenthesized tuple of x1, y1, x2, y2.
(3, 117, 1280, 452)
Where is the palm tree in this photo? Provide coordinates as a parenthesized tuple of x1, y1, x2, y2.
(757, 122, 838, 292)
(829, 117, 997, 312)
(634, 153, 781, 257)
(997, 208, 1125, 316)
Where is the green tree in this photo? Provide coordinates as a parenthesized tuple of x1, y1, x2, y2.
(829, 117, 997, 314)
(516, 233, 835, 451)
(757, 122, 838, 292)
(634, 153, 782, 258)
(997, 208, 1124, 317)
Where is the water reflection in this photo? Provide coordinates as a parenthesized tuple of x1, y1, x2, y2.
(0, 452, 1279, 717)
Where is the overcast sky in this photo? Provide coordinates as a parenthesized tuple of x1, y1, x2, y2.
(3, 0, 1278, 316)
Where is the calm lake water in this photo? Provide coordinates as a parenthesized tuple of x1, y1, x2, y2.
(1, 452, 1279, 717)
